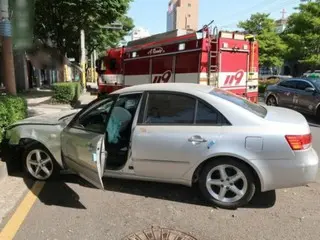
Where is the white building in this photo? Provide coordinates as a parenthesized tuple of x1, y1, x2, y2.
(275, 18, 288, 33)
(131, 27, 151, 41)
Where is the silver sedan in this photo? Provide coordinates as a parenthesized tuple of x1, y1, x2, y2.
(3, 83, 319, 209)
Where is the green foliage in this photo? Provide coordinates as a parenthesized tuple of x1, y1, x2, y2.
(0, 96, 27, 142)
(258, 78, 279, 93)
(33, 0, 134, 61)
(282, 0, 320, 67)
(52, 82, 81, 104)
(238, 13, 287, 67)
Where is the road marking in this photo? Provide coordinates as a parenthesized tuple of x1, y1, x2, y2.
(0, 181, 45, 240)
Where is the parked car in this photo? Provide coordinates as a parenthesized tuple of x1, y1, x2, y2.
(302, 70, 320, 78)
(2, 83, 318, 209)
(264, 78, 320, 119)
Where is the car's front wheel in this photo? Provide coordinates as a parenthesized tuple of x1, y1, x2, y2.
(199, 158, 256, 209)
(22, 142, 59, 180)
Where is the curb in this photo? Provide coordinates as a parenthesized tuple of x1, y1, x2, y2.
(0, 160, 8, 183)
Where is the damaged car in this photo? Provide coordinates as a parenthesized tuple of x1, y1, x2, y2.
(1, 83, 319, 209)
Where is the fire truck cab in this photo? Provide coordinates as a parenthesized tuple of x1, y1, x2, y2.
(96, 27, 259, 102)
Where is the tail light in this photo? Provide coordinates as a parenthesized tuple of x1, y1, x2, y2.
(285, 134, 312, 150)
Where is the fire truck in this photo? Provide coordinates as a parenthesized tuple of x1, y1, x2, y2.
(95, 25, 259, 102)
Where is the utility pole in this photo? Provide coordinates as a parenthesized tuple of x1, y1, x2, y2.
(93, 49, 97, 82)
(90, 52, 94, 83)
(280, 8, 287, 20)
(0, 0, 17, 95)
(80, 29, 86, 91)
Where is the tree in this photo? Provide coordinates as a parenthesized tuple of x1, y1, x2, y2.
(33, 0, 134, 62)
(282, 0, 320, 68)
(238, 13, 287, 68)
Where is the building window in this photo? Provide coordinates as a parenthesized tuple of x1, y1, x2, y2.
(188, 14, 191, 17)
(186, 25, 190, 29)
(188, 3, 191, 7)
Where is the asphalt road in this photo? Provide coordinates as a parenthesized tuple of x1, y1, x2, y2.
(1, 119, 320, 240)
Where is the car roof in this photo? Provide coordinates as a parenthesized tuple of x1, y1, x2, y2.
(281, 77, 312, 82)
(111, 83, 214, 95)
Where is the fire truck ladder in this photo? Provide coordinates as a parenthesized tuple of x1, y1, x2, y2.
(207, 26, 219, 86)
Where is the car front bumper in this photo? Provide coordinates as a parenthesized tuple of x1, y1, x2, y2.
(252, 147, 319, 192)
(0, 137, 23, 171)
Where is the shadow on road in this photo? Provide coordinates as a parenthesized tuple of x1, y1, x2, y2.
(3, 163, 276, 210)
(100, 177, 276, 209)
(2, 166, 87, 210)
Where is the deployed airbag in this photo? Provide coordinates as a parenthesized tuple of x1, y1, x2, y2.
(106, 107, 132, 144)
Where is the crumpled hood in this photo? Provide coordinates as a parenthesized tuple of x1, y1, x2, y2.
(11, 109, 80, 127)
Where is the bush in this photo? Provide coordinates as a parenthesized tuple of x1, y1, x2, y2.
(258, 78, 280, 93)
(0, 96, 27, 142)
(52, 82, 81, 104)
(74, 82, 83, 101)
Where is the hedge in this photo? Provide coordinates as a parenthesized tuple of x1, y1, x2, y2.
(0, 96, 27, 142)
(258, 78, 280, 93)
(52, 82, 82, 104)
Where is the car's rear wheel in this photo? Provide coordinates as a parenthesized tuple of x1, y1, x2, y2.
(198, 158, 256, 209)
(266, 95, 277, 106)
(22, 142, 59, 180)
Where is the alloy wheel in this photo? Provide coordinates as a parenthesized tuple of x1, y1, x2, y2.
(205, 164, 248, 203)
(26, 149, 54, 180)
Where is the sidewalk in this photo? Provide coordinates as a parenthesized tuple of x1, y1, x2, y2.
(27, 91, 96, 116)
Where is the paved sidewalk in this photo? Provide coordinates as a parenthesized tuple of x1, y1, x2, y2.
(0, 175, 28, 225)
(27, 92, 96, 117)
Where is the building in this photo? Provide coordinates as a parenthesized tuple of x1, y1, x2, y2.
(275, 18, 288, 33)
(131, 27, 151, 41)
(167, 0, 199, 32)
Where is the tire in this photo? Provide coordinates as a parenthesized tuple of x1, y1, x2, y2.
(198, 158, 256, 209)
(266, 95, 277, 106)
(22, 142, 59, 181)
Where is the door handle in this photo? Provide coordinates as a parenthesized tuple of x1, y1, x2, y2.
(188, 135, 207, 143)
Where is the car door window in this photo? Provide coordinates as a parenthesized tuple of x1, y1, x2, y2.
(196, 101, 219, 124)
(279, 80, 296, 89)
(73, 98, 115, 133)
(144, 92, 196, 124)
(296, 81, 312, 91)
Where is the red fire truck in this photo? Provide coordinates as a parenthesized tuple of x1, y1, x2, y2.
(95, 25, 259, 102)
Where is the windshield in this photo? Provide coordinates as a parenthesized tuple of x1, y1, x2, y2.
(209, 89, 267, 118)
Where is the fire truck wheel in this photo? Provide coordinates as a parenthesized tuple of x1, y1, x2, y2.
(266, 95, 277, 106)
(198, 158, 256, 209)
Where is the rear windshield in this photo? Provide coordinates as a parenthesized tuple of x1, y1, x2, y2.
(209, 89, 267, 118)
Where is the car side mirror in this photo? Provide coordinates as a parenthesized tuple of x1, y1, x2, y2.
(305, 87, 316, 92)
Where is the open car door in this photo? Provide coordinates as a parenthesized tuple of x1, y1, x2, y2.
(62, 130, 107, 189)
(61, 96, 117, 190)
(78, 135, 106, 189)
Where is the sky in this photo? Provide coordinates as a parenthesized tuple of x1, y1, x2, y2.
(127, 0, 302, 35)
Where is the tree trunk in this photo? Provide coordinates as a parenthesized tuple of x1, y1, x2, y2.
(2, 36, 17, 95)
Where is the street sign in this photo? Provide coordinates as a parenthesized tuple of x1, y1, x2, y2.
(12, 0, 35, 50)
(68, 58, 75, 61)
